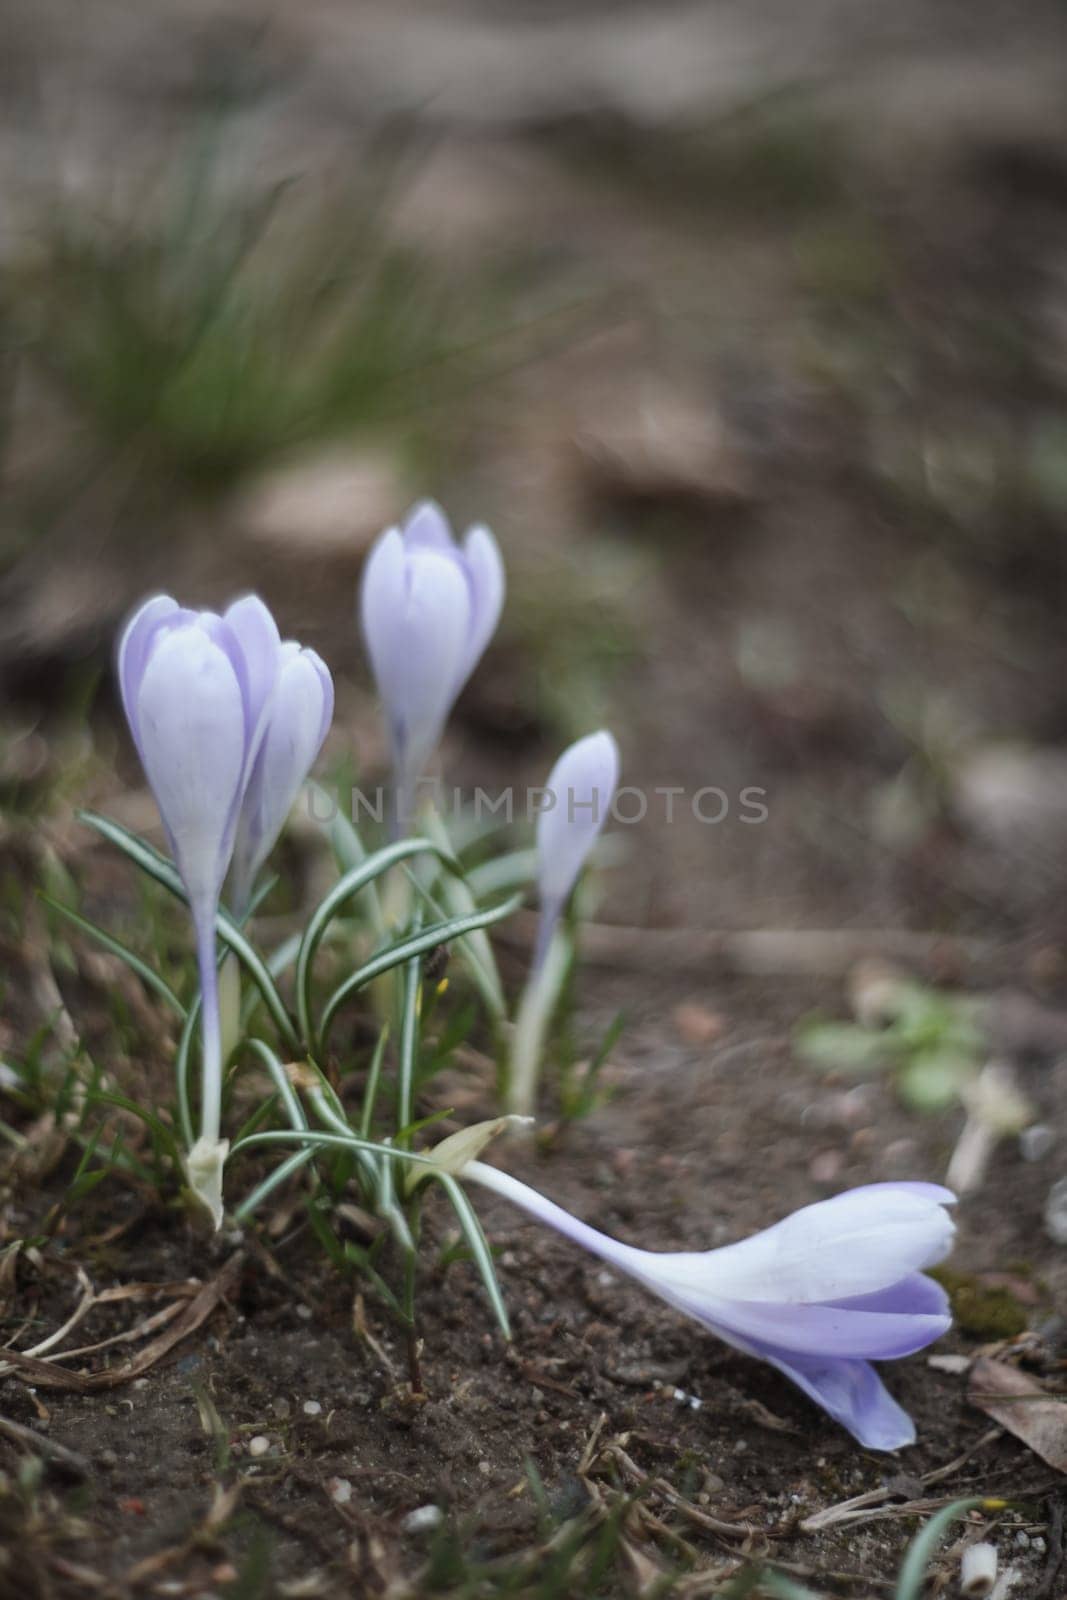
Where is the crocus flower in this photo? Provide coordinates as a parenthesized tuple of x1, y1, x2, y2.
(534, 729, 619, 970)
(507, 731, 619, 1117)
(360, 501, 504, 826)
(229, 640, 334, 915)
(464, 1163, 956, 1449)
(118, 592, 282, 1225)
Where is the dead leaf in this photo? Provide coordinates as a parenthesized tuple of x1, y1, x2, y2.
(1, 1254, 243, 1391)
(968, 1355, 1067, 1472)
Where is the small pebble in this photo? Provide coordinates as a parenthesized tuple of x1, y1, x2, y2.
(1032, 1536, 1047, 1555)
(478, 1460, 491, 1475)
(328, 1477, 353, 1505)
(1014, 1530, 1030, 1549)
(248, 1436, 271, 1458)
(303, 1401, 323, 1416)
(810, 1149, 843, 1184)
(1044, 1178, 1067, 1245)
(927, 1353, 972, 1374)
(296, 1305, 313, 1321)
(403, 1505, 443, 1534)
(1021, 1125, 1056, 1162)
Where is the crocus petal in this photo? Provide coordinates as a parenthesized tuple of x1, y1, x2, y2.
(403, 499, 455, 551)
(537, 730, 620, 907)
(458, 523, 506, 688)
(223, 594, 282, 762)
(827, 1271, 951, 1320)
(664, 1288, 949, 1360)
(135, 625, 248, 906)
(683, 1182, 956, 1304)
(361, 533, 471, 782)
(231, 642, 334, 903)
(756, 1349, 917, 1450)
(118, 595, 182, 756)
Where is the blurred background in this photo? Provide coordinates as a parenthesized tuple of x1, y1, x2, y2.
(5, 0, 1067, 953)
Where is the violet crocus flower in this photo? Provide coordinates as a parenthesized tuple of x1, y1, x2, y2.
(229, 640, 334, 915)
(360, 501, 504, 826)
(534, 730, 619, 971)
(508, 730, 620, 1117)
(118, 593, 281, 1226)
(464, 1163, 956, 1449)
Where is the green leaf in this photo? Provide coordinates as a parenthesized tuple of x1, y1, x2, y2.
(233, 1146, 317, 1222)
(464, 848, 539, 902)
(80, 811, 299, 1051)
(418, 808, 508, 1019)
(432, 1171, 511, 1340)
(896, 1050, 971, 1113)
(396, 943, 422, 1145)
(295, 836, 455, 1053)
(40, 895, 186, 1020)
(318, 896, 522, 1053)
(794, 1017, 891, 1075)
(244, 1038, 307, 1131)
(360, 1024, 390, 1139)
(895, 1498, 987, 1600)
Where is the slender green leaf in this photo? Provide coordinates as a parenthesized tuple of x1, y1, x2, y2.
(360, 1025, 390, 1138)
(465, 848, 539, 902)
(419, 808, 508, 1018)
(79, 811, 299, 1049)
(40, 896, 186, 1019)
(433, 1171, 511, 1339)
(396, 944, 422, 1145)
(319, 896, 521, 1052)
(895, 1498, 987, 1600)
(175, 995, 199, 1149)
(295, 836, 454, 1052)
(244, 1038, 307, 1131)
(233, 1146, 317, 1222)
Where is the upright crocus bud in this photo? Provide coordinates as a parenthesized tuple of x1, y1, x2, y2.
(230, 640, 334, 915)
(508, 730, 619, 1117)
(360, 501, 504, 826)
(118, 593, 281, 1226)
(534, 730, 619, 970)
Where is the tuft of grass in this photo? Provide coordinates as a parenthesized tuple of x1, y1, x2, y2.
(4, 126, 507, 501)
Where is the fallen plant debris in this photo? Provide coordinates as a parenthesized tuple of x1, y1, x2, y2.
(969, 1357, 1067, 1475)
(0, 1254, 242, 1392)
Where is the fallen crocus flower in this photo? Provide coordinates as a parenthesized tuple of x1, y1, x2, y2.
(230, 638, 334, 914)
(118, 592, 282, 1225)
(463, 1163, 956, 1449)
(507, 730, 619, 1116)
(359, 501, 504, 825)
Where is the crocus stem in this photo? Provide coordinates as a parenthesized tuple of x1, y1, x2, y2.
(464, 1160, 639, 1274)
(507, 919, 569, 1118)
(532, 898, 563, 976)
(217, 952, 241, 1071)
(193, 902, 223, 1146)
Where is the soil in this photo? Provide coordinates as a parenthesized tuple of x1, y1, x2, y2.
(5, 3, 1067, 1597)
